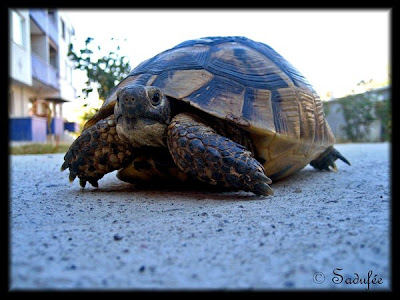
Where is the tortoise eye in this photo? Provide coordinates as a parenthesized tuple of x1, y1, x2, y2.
(151, 92, 161, 105)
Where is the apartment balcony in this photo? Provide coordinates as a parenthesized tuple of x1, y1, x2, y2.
(31, 52, 59, 90)
(30, 9, 58, 45)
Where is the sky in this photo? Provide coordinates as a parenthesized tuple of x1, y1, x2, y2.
(61, 9, 390, 120)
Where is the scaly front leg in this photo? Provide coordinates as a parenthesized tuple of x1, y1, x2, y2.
(167, 113, 273, 196)
(61, 115, 135, 188)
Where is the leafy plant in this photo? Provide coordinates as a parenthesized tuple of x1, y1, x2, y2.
(374, 98, 391, 141)
(337, 91, 377, 142)
(68, 37, 131, 122)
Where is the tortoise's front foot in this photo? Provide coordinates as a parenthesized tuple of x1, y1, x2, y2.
(61, 115, 134, 188)
(167, 113, 273, 196)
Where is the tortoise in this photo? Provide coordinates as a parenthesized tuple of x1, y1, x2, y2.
(61, 36, 350, 196)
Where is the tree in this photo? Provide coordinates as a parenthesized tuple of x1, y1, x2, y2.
(374, 98, 391, 142)
(68, 37, 131, 122)
(337, 92, 376, 142)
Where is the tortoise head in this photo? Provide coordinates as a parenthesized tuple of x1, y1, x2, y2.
(114, 84, 171, 148)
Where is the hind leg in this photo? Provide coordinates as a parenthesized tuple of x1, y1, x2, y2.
(310, 146, 351, 171)
(116, 148, 188, 184)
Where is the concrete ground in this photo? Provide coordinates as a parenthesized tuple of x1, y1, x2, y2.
(9, 143, 391, 290)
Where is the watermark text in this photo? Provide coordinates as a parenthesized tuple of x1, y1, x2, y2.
(313, 268, 383, 290)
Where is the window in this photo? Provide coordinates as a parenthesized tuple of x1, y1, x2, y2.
(68, 65, 73, 84)
(11, 10, 25, 47)
(61, 19, 66, 40)
(64, 60, 68, 80)
(48, 9, 57, 24)
(55, 103, 61, 117)
(49, 45, 58, 69)
(65, 62, 73, 84)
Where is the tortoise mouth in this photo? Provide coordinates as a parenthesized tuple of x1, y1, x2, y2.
(140, 117, 159, 126)
(115, 113, 164, 128)
(115, 116, 168, 148)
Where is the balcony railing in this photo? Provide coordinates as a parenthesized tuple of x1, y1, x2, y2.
(30, 10, 47, 32)
(30, 9, 59, 45)
(31, 52, 60, 90)
(47, 18, 58, 44)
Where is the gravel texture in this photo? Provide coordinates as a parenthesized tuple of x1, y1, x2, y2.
(9, 143, 391, 290)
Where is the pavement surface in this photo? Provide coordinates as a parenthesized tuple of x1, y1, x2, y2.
(9, 143, 391, 290)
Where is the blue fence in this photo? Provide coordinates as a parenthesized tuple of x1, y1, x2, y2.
(47, 117, 64, 135)
(9, 117, 78, 141)
(64, 122, 79, 132)
(9, 117, 47, 142)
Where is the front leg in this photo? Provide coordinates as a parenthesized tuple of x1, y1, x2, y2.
(61, 115, 135, 188)
(167, 113, 273, 196)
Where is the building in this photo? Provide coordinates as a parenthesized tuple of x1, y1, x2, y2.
(323, 85, 390, 142)
(9, 8, 78, 142)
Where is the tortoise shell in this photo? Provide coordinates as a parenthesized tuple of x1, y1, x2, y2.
(85, 36, 335, 180)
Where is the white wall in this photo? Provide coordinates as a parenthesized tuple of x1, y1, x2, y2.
(9, 83, 37, 117)
(9, 9, 32, 86)
(57, 11, 77, 102)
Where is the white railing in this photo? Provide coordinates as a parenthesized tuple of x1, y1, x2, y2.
(31, 52, 59, 89)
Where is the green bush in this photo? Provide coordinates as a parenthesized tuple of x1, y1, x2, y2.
(337, 92, 376, 142)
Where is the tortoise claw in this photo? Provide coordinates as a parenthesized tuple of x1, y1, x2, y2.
(60, 162, 68, 172)
(88, 180, 98, 188)
(335, 150, 351, 166)
(253, 182, 274, 196)
(253, 171, 272, 185)
(69, 172, 77, 183)
(79, 178, 87, 188)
